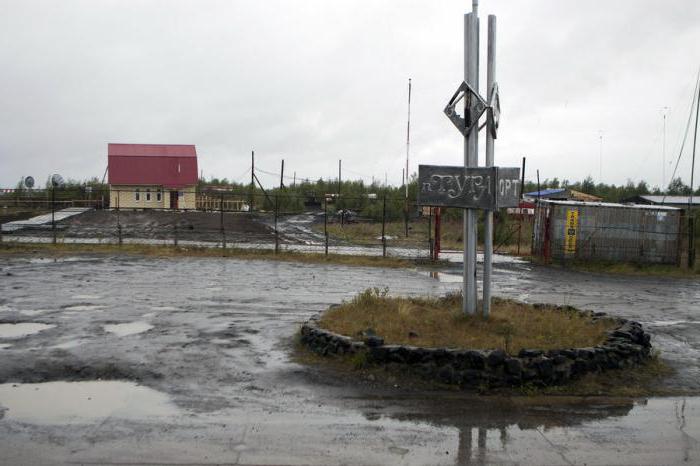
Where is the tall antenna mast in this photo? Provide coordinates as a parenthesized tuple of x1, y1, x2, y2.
(405, 78, 412, 199)
(663, 107, 668, 188)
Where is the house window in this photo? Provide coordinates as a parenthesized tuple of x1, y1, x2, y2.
(157, 189, 162, 202)
(135, 188, 140, 201)
(146, 188, 151, 201)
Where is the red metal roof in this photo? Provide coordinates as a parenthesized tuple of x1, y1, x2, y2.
(108, 143, 198, 188)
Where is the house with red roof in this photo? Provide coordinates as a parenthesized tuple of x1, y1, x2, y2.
(108, 143, 198, 210)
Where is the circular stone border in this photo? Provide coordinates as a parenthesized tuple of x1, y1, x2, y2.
(300, 304, 653, 388)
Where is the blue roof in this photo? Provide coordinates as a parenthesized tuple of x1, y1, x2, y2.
(524, 188, 566, 197)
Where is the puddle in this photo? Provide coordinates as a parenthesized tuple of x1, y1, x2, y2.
(18, 309, 50, 317)
(49, 340, 84, 350)
(71, 294, 101, 300)
(0, 381, 176, 424)
(149, 306, 179, 311)
(0, 344, 11, 350)
(643, 320, 700, 327)
(423, 271, 463, 283)
(103, 321, 153, 337)
(0, 323, 55, 339)
(62, 305, 104, 312)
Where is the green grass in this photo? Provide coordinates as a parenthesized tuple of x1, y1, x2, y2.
(531, 257, 700, 278)
(0, 241, 417, 269)
(316, 218, 534, 255)
(319, 289, 615, 354)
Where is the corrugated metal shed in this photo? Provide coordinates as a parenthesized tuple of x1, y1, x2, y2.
(533, 200, 681, 264)
(108, 143, 198, 189)
(623, 195, 700, 207)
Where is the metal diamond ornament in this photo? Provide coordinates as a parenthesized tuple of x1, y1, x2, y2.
(443, 81, 488, 137)
(488, 82, 501, 139)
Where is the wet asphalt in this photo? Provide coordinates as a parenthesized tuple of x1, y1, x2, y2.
(0, 254, 698, 465)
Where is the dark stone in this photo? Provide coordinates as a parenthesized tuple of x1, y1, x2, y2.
(368, 346, 390, 363)
(553, 365, 571, 383)
(571, 359, 587, 376)
(437, 364, 456, 384)
(408, 331, 419, 339)
(504, 358, 522, 376)
(461, 369, 483, 387)
(487, 349, 506, 367)
(465, 350, 486, 370)
(417, 362, 437, 378)
(553, 354, 568, 365)
(533, 357, 554, 381)
(364, 336, 384, 348)
(518, 349, 543, 358)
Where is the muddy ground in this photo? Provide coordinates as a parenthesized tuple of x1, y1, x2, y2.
(10, 209, 276, 244)
(0, 254, 698, 465)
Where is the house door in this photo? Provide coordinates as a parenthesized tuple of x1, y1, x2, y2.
(170, 191, 178, 209)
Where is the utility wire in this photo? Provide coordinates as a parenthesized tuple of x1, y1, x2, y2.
(663, 67, 700, 204)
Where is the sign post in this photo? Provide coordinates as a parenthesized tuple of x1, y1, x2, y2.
(418, 1, 513, 317)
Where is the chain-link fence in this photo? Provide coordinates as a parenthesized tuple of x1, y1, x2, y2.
(532, 200, 685, 265)
(1, 187, 538, 260)
(0, 188, 437, 259)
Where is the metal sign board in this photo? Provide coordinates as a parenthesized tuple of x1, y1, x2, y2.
(487, 83, 501, 139)
(50, 174, 64, 187)
(417, 165, 521, 210)
(564, 209, 579, 255)
(443, 81, 488, 137)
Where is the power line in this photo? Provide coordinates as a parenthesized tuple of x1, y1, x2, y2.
(663, 67, 700, 203)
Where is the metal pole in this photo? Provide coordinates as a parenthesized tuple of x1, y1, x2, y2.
(274, 194, 279, 254)
(324, 196, 329, 255)
(688, 81, 699, 268)
(520, 157, 526, 199)
(434, 207, 441, 260)
(220, 193, 226, 249)
(52, 186, 56, 245)
(280, 159, 285, 189)
(382, 193, 387, 258)
(405, 77, 412, 240)
(428, 206, 433, 259)
(662, 108, 668, 188)
(406, 78, 411, 202)
(250, 150, 255, 213)
(482, 14, 496, 318)
(463, 8, 478, 315)
(338, 159, 342, 197)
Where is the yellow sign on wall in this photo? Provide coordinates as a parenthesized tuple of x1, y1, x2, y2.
(564, 209, 579, 254)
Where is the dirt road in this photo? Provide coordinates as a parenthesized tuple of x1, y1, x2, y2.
(0, 255, 698, 465)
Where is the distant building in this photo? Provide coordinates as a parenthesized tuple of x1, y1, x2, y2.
(523, 188, 603, 203)
(622, 195, 700, 210)
(108, 144, 198, 210)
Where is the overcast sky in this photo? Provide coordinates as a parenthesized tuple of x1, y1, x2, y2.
(1, 0, 699, 189)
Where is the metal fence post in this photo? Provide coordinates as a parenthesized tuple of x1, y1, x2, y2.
(274, 194, 279, 254)
(220, 193, 226, 249)
(118, 224, 123, 246)
(173, 224, 178, 247)
(324, 196, 329, 255)
(428, 206, 433, 259)
(382, 194, 387, 258)
(51, 187, 57, 245)
(689, 215, 696, 269)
